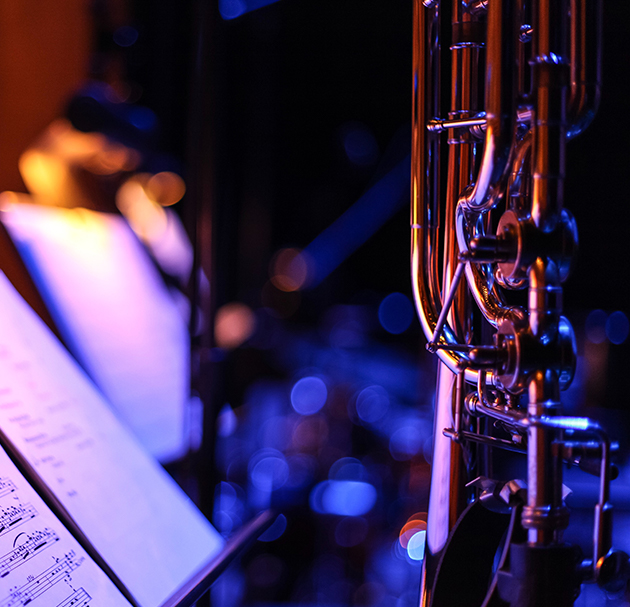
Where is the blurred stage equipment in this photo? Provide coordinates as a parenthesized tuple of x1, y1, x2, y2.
(411, 0, 629, 605)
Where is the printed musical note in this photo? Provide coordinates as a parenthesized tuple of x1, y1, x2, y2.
(0, 550, 84, 607)
(0, 275, 208, 606)
(0, 529, 59, 578)
(0, 504, 38, 538)
(0, 480, 16, 500)
(56, 588, 91, 607)
(32, 426, 82, 450)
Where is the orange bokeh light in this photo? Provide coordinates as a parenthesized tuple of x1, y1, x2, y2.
(398, 512, 428, 549)
(269, 248, 309, 292)
(146, 172, 186, 207)
(214, 302, 256, 349)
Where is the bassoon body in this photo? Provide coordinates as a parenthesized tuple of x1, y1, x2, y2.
(411, 0, 628, 604)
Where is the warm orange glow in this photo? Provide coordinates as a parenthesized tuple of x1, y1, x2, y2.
(114, 173, 193, 281)
(214, 302, 256, 349)
(0, 191, 37, 209)
(46, 119, 105, 158)
(270, 248, 309, 292)
(146, 172, 186, 207)
(398, 512, 428, 549)
(116, 176, 169, 242)
(19, 149, 69, 202)
(84, 141, 140, 175)
(0, 200, 111, 266)
(405, 511, 429, 523)
(18, 119, 142, 207)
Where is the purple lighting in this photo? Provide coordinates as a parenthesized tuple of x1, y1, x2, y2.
(310, 480, 377, 517)
(356, 385, 390, 423)
(290, 377, 328, 415)
(606, 311, 629, 345)
(219, 0, 282, 20)
(258, 514, 287, 542)
(585, 309, 607, 344)
(248, 449, 289, 491)
(389, 425, 424, 461)
(341, 122, 379, 167)
(378, 292, 414, 335)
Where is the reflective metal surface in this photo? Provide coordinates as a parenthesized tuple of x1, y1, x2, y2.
(411, 0, 624, 604)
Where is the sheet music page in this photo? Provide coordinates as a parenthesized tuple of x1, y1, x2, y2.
(0, 273, 224, 607)
(0, 446, 132, 607)
(1, 201, 190, 463)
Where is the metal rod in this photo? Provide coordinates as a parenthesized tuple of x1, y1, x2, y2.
(457, 0, 517, 212)
(443, 428, 527, 454)
(410, 0, 480, 383)
(429, 258, 468, 345)
(427, 115, 486, 133)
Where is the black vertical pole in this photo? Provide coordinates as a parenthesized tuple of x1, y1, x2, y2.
(185, 1, 224, 601)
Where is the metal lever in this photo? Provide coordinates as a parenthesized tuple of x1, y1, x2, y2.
(427, 255, 468, 351)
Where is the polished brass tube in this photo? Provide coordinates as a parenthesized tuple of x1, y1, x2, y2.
(567, 0, 602, 138)
(458, 0, 517, 212)
(411, 0, 480, 381)
(531, 0, 569, 232)
(525, 369, 562, 545)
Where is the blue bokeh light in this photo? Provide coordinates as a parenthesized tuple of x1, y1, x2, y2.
(341, 122, 379, 167)
(378, 293, 414, 335)
(113, 25, 139, 47)
(258, 514, 287, 542)
(322, 304, 369, 349)
(407, 530, 426, 561)
(219, 0, 281, 20)
(127, 106, 157, 132)
(310, 480, 377, 516)
(329, 457, 367, 481)
(389, 426, 424, 461)
(356, 385, 390, 423)
(213, 482, 244, 535)
(219, 0, 246, 18)
(217, 404, 238, 437)
(215, 481, 237, 512)
(290, 376, 328, 415)
(258, 415, 290, 450)
(606, 311, 629, 345)
(585, 309, 607, 344)
(286, 454, 316, 488)
(367, 544, 416, 598)
(248, 449, 289, 491)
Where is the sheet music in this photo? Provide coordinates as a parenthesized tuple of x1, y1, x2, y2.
(0, 273, 224, 607)
(1, 201, 190, 463)
(0, 447, 131, 607)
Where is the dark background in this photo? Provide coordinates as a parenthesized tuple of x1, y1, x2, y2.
(112, 0, 630, 301)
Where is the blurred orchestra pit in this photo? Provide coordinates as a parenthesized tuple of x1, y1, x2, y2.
(0, 1, 628, 606)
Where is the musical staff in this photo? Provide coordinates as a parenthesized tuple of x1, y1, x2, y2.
(0, 277, 166, 606)
(0, 551, 84, 607)
(0, 504, 38, 538)
(56, 588, 91, 607)
(0, 529, 59, 578)
(0, 480, 16, 500)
